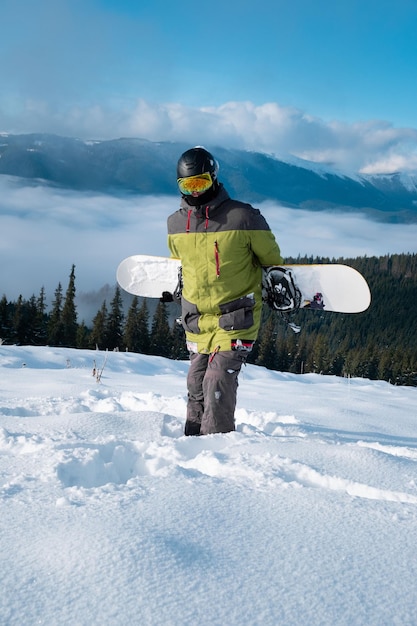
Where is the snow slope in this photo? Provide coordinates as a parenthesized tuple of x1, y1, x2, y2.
(1, 345, 417, 626)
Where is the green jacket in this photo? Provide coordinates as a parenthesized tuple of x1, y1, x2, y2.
(167, 185, 283, 354)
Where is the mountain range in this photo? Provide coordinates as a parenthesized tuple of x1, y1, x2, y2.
(1, 132, 417, 223)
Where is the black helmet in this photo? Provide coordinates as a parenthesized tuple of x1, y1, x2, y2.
(177, 147, 219, 181)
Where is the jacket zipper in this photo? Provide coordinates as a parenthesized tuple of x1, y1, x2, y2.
(186, 205, 220, 277)
(205, 205, 220, 277)
(186, 209, 192, 233)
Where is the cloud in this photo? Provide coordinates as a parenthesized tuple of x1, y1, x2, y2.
(258, 201, 417, 259)
(2, 0, 417, 177)
(2, 98, 417, 176)
(0, 179, 173, 300)
(359, 151, 417, 175)
(1, 178, 417, 306)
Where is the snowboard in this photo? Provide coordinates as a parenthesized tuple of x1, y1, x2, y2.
(117, 254, 371, 314)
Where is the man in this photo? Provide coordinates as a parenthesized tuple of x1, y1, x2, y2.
(167, 147, 283, 436)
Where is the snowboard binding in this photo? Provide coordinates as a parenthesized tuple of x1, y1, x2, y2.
(262, 267, 302, 312)
(262, 267, 302, 333)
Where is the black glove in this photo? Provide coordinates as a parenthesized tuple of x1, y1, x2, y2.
(160, 291, 174, 302)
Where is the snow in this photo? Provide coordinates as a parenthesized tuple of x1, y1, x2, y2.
(1, 345, 417, 626)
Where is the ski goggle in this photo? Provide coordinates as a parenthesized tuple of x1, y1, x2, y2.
(177, 172, 213, 195)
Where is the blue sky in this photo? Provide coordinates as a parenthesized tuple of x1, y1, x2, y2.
(1, 0, 417, 173)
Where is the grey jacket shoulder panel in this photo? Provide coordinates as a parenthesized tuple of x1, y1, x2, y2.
(168, 185, 271, 235)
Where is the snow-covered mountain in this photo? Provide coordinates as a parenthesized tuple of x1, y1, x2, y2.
(1, 133, 417, 222)
(1, 344, 417, 625)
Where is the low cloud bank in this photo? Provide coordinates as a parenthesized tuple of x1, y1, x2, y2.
(1, 179, 416, 302)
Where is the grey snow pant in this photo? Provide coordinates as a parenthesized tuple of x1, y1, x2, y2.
(185, 350, 247, 436)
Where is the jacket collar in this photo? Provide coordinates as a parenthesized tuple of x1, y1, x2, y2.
(180, 184, 230, 216)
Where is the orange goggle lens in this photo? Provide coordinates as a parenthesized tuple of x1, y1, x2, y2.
(177, 172, 213, 195)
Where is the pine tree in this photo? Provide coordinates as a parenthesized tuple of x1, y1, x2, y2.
(26, 295, 40, 344)
(136, 299, 150, 354)
(10, 295, 39, 345)
(328, 351, 345, 377)
(124, 296, 150, 353)
(35, 287, 48, 345)
(123, 296, 139, 351)
(149, 301, 172, 357)
(171, 318, 188, 360)
(0, 295, 10, 342)
(12, 295, 27, 345)
(48, 283, 65, 346)
(89, 301, 108, 350)
(61, 265, 78, 347)
(289, 334, 308, 375)
(76, 321, 90, 348)
(255, 313, 279, 370)
(311, 334, 329, 374)
(106, 286, 124, 350)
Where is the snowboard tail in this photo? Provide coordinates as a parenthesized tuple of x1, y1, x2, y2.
(117, 254, 371, 314)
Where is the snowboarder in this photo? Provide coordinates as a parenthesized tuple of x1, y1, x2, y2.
(167, 147, 283, 435)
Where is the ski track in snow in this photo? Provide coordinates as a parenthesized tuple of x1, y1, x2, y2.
(1, 353, 416, 507)
(1, 346, 417, 626)
(1, 391, 416, 506)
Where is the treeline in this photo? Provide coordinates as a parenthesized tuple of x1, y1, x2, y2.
(0, 265, 188, 361)
(1, 255, 417, 386)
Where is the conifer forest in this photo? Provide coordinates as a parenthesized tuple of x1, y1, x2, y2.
(1, 254, 416, 386)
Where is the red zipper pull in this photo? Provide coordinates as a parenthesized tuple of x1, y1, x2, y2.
(186, 209, 192, 233)
(214, 240, 220, 277)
